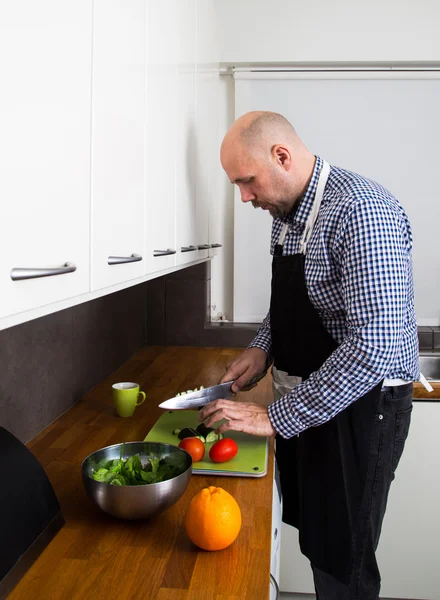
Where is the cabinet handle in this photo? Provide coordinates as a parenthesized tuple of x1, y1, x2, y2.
(10, 262, 77, 281)
(197, 244, 211, 250)
(270, 574, 280, 599)
(181, 246, 197, 253)
(108, 253, 142, 265)
(154, 249, 176, 257)
(211, 243, 222, 248)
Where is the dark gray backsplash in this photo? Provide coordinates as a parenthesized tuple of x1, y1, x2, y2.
(146, 261, 260, 348)
(0, 283, 148, 444)
(146, 261, 435, 353)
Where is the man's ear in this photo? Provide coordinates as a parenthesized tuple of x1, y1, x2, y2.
(272, 144, 292, 171)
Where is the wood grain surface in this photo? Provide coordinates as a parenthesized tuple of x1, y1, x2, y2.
(8, 347, 275, 600)
(413, 381, 440, 399)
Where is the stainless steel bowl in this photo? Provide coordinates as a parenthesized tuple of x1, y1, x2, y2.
(81, 441, 192, 520)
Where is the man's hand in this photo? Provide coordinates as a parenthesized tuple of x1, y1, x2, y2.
(199, 399, 277, 437)
(220, 347, 268, 393)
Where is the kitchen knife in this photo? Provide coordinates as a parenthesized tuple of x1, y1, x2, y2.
(158, 371, 268, 410)
(158, 381, 235, 410)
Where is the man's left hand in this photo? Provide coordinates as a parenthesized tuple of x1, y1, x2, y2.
(199, 399, 277, 437)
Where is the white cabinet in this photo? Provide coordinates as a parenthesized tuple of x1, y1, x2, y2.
(280, 402, 440, 599)
(175, 0, 198, 267)
(194, 0, 220, 261)
(271, 464, 282, 593)
(90, 0, 146, 290)
(0, 0, 217, 330)
(377, 401, 440, 600)
(144, 0, 178, 275)
(279, 524, 315, 594)
(0, 1, 92, 318)
(146, 0, 219, 274)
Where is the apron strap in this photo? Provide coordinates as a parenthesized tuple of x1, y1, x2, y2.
(277, 223, 290, 246)
(299, 161, 331, 255)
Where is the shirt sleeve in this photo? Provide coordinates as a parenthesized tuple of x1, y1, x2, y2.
(248, 310, 272, 356)
(269, 195, 412, 439)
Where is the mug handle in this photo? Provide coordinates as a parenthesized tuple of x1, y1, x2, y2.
(136, 391, 146, 406)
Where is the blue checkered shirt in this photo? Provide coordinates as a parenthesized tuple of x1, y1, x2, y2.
(249, 156, 419, 439)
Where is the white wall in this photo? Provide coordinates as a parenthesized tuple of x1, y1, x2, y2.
(210, 1, 440, 324)
(215, 0, 440, 64)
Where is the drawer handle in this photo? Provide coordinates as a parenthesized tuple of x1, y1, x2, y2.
(154, 249, 176, 257)
(210, 243, 222, 248)
(108, 253, 142, 265)
(10, 262, 77, 281)
(197, 244, 211, 250)
(274, 527, 278, 540)
(181, 246, 197, 253)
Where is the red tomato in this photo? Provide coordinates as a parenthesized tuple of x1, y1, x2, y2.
(209, 438, 238, 463)
(178, 438, 205, 462)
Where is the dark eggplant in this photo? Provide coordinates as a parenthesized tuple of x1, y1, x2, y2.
(196, 423, 215, 439)
(177, 427, 203, 441)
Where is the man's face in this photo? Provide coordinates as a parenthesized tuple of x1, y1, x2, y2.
(221, 144, 296, 219)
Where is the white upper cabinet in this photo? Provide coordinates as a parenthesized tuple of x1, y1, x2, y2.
(144, 0, 178, 274)
(175, 0, 199, 266)
(0, 1, 93, 319)
(195, 0, 221, 258)
(90, 0, 146, 291)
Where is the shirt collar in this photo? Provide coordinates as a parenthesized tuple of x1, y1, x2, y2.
(279, 155, 324, 227)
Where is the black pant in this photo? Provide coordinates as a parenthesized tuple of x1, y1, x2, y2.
(311, 383, 413, 600)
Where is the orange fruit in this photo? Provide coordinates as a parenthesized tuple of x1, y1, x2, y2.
(185, 486, 242, 551)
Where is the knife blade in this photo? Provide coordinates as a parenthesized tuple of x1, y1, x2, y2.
(158, 381, 235, 410)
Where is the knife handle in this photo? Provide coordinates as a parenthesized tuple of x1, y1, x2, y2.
(240, 372, 266, 392)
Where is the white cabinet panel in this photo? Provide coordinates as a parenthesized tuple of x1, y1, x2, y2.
(279, 524, 315, 594)
(271, 464, 282, 585)
(377, 401, 440, 600)
(175, 0, 198, 267)
(195, 0, 220, 261)
(0, 1, 92, 318)
(280, 402, 440, 599)
(145, 0, 178, 274)
(91, 0, 146, 290)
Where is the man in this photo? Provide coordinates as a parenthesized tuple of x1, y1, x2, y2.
(200, 111, 419, 599)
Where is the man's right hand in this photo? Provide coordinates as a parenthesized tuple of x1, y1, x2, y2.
(219, 347, 269, 393)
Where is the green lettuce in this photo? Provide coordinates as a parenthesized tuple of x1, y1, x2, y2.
(91, 446, 184, 486)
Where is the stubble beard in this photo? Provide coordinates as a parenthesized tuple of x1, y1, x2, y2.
(252, 199, 291, 219)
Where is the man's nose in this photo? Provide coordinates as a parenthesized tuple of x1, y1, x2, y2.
(240, 188, 256, 203)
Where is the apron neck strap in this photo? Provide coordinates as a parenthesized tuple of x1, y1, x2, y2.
(299, 161, 331, 255)
(277, 223, 289, 246)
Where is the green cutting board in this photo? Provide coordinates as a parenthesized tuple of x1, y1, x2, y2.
(144, 410, 268, 477)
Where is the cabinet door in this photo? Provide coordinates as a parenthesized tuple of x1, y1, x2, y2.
(195, 0, 220, 261)
(0, 2, 92, 318)
(376, 402, 440, 600)
(90, 0, 146, 290)
(144, 0, 178, 275)
(175, 0, 198, 267)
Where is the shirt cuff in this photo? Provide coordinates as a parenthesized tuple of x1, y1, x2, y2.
(268, 392, 303, 439)
(247, 334, 272, 356)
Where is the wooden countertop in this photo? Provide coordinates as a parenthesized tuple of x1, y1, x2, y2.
(413, 381, 440, 400)
(9, 347, 275, 600)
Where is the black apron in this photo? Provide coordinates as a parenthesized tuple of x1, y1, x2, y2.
(271, 162, 383, 584)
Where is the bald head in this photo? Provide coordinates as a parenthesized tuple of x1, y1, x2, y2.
(221, 111, 300, 160)
(220, 111, 315, 219)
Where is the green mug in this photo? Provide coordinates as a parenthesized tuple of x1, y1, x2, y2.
(112, 382, 146, 417)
